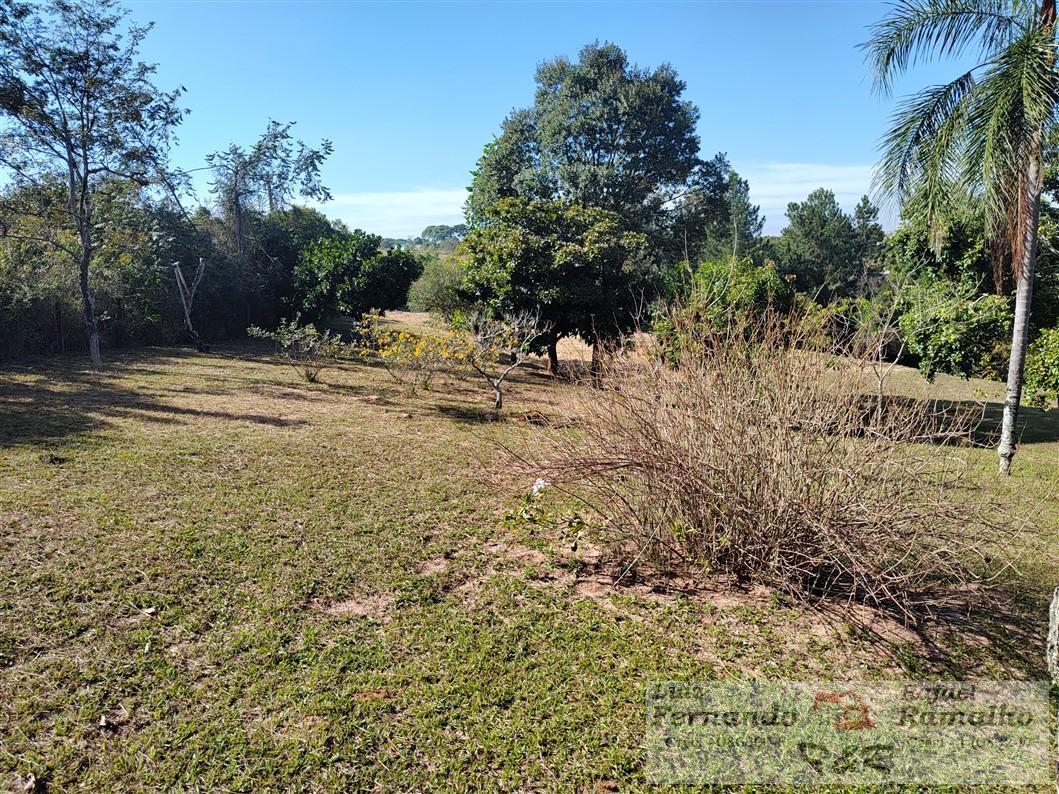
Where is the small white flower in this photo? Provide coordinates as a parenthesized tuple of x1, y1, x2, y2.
(531, 477, 548, 496)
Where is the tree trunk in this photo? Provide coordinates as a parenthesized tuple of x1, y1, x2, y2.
(78, 250, 102, 369)
(546, 339, 559, 376)
(590, 338, 602, 386)
(492, 382, 503, 410)
(55, 300, 64, 353)
(1047, 586, 1059, 683)
(998, 154, 1043, 475)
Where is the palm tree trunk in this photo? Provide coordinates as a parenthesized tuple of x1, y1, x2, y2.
(998, 155, 1043, 475)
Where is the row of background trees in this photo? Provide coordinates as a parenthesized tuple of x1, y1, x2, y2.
(3, 1, 1058, 474)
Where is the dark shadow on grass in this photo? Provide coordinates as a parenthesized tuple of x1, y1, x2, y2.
(0, 374, 146, 446)
(859, 393, 1059, 447)
(321, 381, 372, 397)
(799, 571, 1048, 676)
(963, 398, 1059, 445)
(584, 549, 1046, 677)
(431, 403, 502, 424)
(0, 357, 304, 446)
(121, 401, 305, 428)
(844, 586, 1047, 678)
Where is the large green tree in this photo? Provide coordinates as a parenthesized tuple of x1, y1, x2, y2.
(0, 0, 185, 368)
(466, 42, 729, 259)
(461, 197, 648, 373)
(852, 195, 886, 287)
(719, 170, 765, 262)
(419, 224, 467, 245)
(772, 189, 858, 298)
(206, 120, 332, 324)
(866, 0, 1059, 474)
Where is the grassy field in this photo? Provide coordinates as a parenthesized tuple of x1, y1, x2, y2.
(1, 312, 1058, 791)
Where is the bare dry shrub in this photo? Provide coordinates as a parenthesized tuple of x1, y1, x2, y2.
(522, 311, 1018, 619)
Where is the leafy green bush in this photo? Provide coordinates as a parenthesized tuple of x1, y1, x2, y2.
(294, 232, 423, 323)
(247, 316, 347, 382)
(693, 258, 794, 323)
(898, 281, 1011, 381)
(407, 254, 468, 317)
(1025, 327, 1059, 409)
(654, 258, 794, 359)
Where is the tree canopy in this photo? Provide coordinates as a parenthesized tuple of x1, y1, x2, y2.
(461, 197, 648, 365)
(419, 224, 467, 244)
(294, 230, 422, 322)
(770, 189, 882, 300)
(466, 42, 730, 260)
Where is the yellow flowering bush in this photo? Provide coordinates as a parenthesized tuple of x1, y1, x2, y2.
(359, 313, 469, 394)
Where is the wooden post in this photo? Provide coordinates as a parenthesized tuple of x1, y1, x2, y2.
(174, 258, 207, 351)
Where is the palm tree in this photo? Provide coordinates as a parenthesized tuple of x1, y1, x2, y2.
(866, 0, 1058, 474)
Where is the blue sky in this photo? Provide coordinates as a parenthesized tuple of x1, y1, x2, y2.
(130, 0, 961, 237)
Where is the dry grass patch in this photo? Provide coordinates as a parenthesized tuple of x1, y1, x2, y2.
(0, 338, 1055, 790)
(315, 593, 394, 620)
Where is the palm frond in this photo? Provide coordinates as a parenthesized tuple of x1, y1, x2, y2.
(864, 0, 1024, 93)
(963, 24, 1059, 271)
(874, 70, 977, 218)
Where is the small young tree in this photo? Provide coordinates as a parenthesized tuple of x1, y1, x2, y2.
(457, 310, 548, 410)
(849, 275, 910, 411)
(0, 0, 185, 368)
(247, 316, 345, 383)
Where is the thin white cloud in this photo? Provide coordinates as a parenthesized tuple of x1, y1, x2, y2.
(311, 165, 887, 240)
(311, 188, 467, 239)
(737, 162, 884, 234)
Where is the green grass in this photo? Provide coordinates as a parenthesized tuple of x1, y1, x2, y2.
(1, 337, 1057, 791)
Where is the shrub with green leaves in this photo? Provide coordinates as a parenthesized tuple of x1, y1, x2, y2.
(247, 316, 347, 382)
(898, 281, 1011, 381)
(1025, 327, 1059, 410)
(692, 258, 794, 324)
(294, 231, 422, 323)
(654, 258, 794, 359)
(407, 254, 468, 317)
